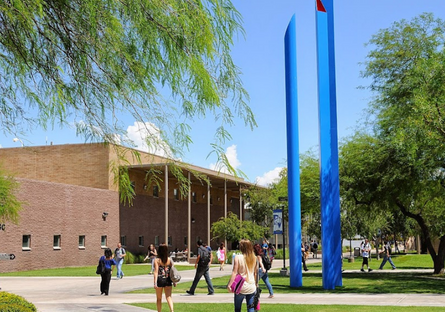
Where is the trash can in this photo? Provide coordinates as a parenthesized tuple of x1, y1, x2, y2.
(354, 247, 360, 257)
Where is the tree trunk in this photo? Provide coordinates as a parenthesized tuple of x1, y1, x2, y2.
(396, 199, 445, 274)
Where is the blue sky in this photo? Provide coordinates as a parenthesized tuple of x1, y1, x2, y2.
(2, 1, 444, 186)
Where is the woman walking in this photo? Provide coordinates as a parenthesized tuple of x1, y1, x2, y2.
(253, 243, 274, 298)
(227, 239, 258, 312)
(217, 242, 226, 271)
(144, 244, 158, 274)
(99, 248, 116, 296)
(154, 244, 175, 312)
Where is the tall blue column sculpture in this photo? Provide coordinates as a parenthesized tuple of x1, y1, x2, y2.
(284, 15, 302, 288)
(316, 0, 342, 289)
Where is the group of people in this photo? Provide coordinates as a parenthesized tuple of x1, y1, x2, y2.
(98, 238, 276, 312)
(360, 238, 397, 272)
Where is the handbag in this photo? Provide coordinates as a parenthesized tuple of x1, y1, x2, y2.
(169, 265, 181, 283)
(253, 287, 262, 311)
(96, 258, 105, 275)
(229, 273, 245, 294)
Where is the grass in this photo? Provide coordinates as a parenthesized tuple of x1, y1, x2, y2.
(0, 263, 192, 277)
(128, 303, 445, 312)
(129, 254, 445, 295)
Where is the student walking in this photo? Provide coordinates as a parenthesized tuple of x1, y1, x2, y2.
(379, 241, 396, 270)
(253, 243, 274, 298)
(114, 242, 126, 279)
(217, 242, 226, 271)
(99, 248, 116, 296)
(185, 240, 214, 295)
(154, 244, 175, 312)
(144, 244, 158, 274)
(360, 238, 373, 272)
(227, 239, 258, 312)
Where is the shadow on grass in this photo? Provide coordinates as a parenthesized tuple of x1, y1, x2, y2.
(265, 272, 445, 294)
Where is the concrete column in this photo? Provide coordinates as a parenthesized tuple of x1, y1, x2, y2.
(164, 165, 168, 244)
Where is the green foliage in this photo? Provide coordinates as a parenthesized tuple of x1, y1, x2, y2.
(0, 165, 23, 224)
(0, 292, 37, 312)
(341, 12, 445, 273)
(0, 0, 257, 204)
(211, 212, 269, 242)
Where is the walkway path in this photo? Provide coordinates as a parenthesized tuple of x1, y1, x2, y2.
(1, 256, 444, 311)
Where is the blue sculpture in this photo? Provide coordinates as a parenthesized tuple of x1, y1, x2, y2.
(285, 0, 342, 290)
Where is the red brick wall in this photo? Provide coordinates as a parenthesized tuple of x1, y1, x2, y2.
(0, 178, 119, 273)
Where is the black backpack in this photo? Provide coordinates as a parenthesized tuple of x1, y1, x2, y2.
(262, 254, 271, 271)
(198, 247, 210, 266)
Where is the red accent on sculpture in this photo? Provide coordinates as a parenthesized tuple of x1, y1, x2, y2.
(316, 0, 327, 12)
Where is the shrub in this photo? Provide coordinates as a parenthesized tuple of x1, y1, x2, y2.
(0, 292, 37, 312)
(125, 250, 136, 264)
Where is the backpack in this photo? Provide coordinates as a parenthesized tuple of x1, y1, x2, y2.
(198, 247, 210, 266)
(313, 242, 318, 249)
(262, 254, 271, 271)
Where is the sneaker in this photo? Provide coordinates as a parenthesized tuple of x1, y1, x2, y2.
(185, 290, 194, 296)
(360, 268, 365, 272)
(268, 295, 274, 298)
(392, 267, 396, 270)
(368, 269, 373, 272)
(207, 292, 214, 295)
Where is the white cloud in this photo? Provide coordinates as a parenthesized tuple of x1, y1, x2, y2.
(209, 144, 241, 174)
(126, 121, 173, 158)
(255, 167, 283, 187)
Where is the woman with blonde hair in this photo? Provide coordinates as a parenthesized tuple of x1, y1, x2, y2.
(154, 244, 175, 312)
(227, 239, 258, 312)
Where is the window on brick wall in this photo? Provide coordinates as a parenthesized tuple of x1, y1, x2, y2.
(168, 236, 172, 246)
(22, 235, 31, 250)
(101, 235, 107, 248)
(153, 185, 159, 198)
(120, 235, 126, 247)
(155, 235, 159, 246)
(173, 188, 179, 200)
(139, 236, 144, 247)
(192, 192, 197, 203)
(53, 235, 61, 249)
(79, 235, 85, 249)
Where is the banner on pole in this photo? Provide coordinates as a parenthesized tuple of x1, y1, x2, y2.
(273, 209, 283, 234)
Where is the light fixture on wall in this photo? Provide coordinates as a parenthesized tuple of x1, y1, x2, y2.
(191, 218, 195, 224)
(217, 197, 220, 201)
(102, 212, 108, 221)
(202, 194, 205, 199)
(143, 184, 148, 190)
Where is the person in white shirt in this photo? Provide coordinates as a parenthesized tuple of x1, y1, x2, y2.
(360, 239, 373, 272)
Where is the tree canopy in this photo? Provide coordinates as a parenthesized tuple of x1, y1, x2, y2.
(351, 13, 445, 273)
(0, 0, 255, 163)
(0, 0, 257, 211)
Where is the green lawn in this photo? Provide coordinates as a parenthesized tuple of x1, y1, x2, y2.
(0, 264, 192, 277)
(129, 254, 445, 295)
(128, 303, 445, 312)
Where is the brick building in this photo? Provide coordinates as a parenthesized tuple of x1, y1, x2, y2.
(0, 143, 252, 272)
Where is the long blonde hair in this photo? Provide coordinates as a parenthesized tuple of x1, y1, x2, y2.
(239, 239, 256, 272)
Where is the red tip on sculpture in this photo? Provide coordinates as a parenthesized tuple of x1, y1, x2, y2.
(316, 0, 326, 12)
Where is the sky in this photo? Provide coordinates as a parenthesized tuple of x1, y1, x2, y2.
(2, 1, 445, 186)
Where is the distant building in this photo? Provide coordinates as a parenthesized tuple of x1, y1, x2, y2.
(0, 143, 253, 272)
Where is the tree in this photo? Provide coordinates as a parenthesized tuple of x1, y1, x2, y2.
(360, 13, 445, 273)
(0, 0, 256, 205)
(211, 212, 268, 243)
(0, 167, 23, 224)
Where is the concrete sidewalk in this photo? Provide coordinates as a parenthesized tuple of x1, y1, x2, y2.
(1, 258, 444, 311)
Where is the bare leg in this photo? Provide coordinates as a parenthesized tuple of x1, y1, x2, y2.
(164, 286, 174, 312)
(156, 287, 163, 312)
